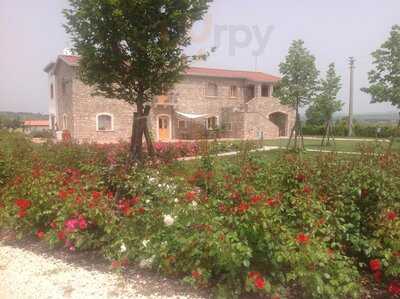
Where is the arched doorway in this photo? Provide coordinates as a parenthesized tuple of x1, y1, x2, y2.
(269, 112, 288, 137)
(158, 115, 171, 141)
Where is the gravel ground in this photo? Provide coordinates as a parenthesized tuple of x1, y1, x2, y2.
(0, 234, 208, 299)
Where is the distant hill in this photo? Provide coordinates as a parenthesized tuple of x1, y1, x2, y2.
(0, 111, 48, 121)
(334, 112, 399, 124)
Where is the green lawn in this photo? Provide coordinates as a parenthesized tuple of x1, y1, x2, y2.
(262, 137, 400, 152)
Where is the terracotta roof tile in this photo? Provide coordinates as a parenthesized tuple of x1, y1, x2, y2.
(56, 55, 280, 82)
(184, 66, 280, 82)
(24, 120, 49, 127)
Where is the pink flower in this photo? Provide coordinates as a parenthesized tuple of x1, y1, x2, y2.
(65, 219, 79, 231)
(78, 217, 88, 230)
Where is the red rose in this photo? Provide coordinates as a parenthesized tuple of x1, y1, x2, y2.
(369, 259, 381, 272)
(58, 190, 68, 200)
(296, 173, 306, 182)
(373, 271, 382, 283)
(57, 231, 65, 241)
(250, 195, 262, 205)
(36, 230, 45, 239)
(191, 270, 201, 279)
(185, 191, 197, 202)
(296, 233, 310, 245)
(237, 202, 250, 213)
(266, 198, 276, 207)
(387, 211, 397, 221)
(254, 277, 266, 289)
(388, 281, 400, 295)
(303, 186, 312, 194)
(92, 191, 102, 200)
(15, 199, 31, 209)
(17, 209, 27, 218)
(248, 271, 261, 279)
(50, 222, 57, 229)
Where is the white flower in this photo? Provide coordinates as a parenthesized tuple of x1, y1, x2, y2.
(174, 198, 179, 203)
(163, 214, 175, 226)
(139, 256, 154, 269)
(145, 199, 150, 204)
(142, 239, 149, 247)
(120, 243, 127, 253)
(192, 201, 198, 208)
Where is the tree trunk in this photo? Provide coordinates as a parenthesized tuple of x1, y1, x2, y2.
(288, 100, 304, 151)
(143, 106, 155, 158)
(130, 100, 145, 162)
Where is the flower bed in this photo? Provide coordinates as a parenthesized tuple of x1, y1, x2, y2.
(0, 130, 399, 298)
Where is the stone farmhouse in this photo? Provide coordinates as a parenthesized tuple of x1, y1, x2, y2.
(44, 55, 295, 143)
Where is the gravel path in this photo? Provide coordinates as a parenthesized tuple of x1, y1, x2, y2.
(0, 237, 208, 299)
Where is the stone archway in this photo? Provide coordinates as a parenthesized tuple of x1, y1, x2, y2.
(269, 112, 288, 137)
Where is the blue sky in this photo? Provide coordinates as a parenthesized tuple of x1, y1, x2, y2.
(0, 0, 399, 115)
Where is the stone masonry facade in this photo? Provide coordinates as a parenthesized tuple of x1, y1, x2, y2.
(45, 55, 295, 143)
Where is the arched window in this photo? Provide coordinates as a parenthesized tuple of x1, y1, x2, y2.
(206, 83, 218, 97)
(96, 113, 113, 131)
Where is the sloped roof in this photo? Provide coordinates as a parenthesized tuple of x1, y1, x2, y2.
(24, 120, 49, 127)
(46, 55, 280, 82)
(185, 67, 280, 82)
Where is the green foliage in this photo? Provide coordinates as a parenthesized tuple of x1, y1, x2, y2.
(362, 25, 400, 110)
(1, 132, 400, 298)
(275, 40, 319, 110)
(64, 0, 212, 104)
(307, 63, 343, 124)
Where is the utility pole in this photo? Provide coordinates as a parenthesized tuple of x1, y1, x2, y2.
(348, 57, 355, 137)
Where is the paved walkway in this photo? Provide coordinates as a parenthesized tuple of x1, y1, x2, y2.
(0, 241, 207, 299)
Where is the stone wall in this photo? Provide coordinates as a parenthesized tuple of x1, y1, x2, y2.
(55, 62, 74, 134)
(53, 61, 294, 143)
(71, 77, 136, 143)
(243, 97, 295, 139)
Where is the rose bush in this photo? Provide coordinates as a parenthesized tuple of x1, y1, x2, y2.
(0, 131, 399, 298)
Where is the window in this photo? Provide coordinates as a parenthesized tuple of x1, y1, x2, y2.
(178, 120, 187, 129)
(207, 116, 218, 130)
(230, 85, 238, 98)
(206, 83, 218, 97)
(97, 113, 113, 131)
(50, 84, 54, 99)
(261, 85, 270, 97)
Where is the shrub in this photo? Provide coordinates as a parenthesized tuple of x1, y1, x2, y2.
(0, 132, 399, 298)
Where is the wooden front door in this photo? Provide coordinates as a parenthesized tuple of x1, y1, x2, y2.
(158, 116, 170, 141)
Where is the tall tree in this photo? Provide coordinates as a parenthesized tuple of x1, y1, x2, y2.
(64, 0, 212, 162)
(308, 63, 343, 146)
(305, 104, 325, 126)
(362, 25, 400, 149)
(275, 40, 319, 150)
